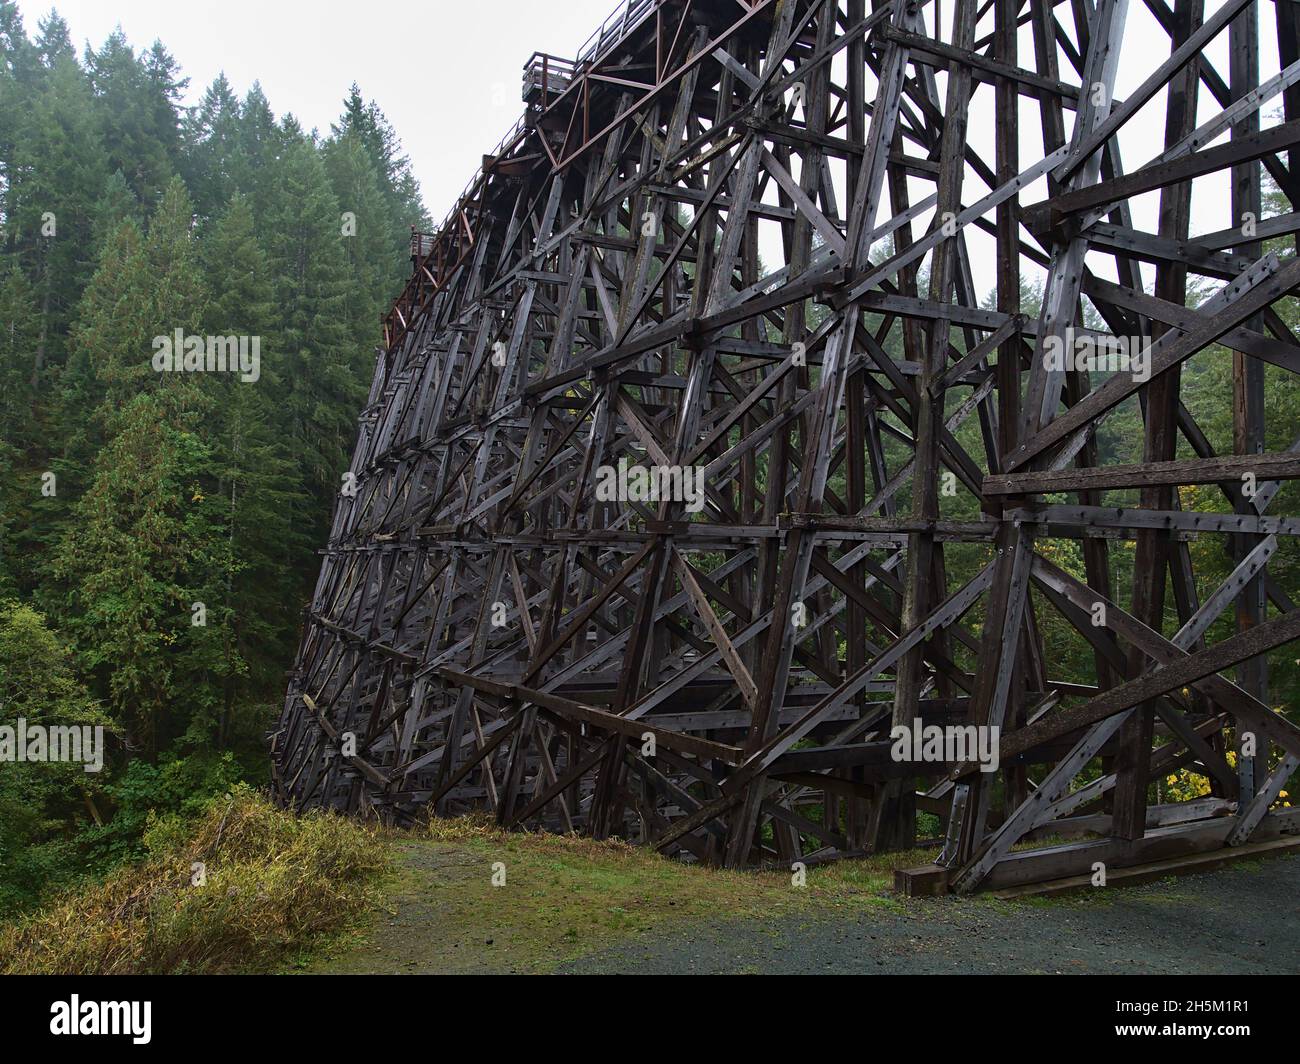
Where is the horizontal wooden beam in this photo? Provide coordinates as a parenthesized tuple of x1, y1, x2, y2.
(987, 452, 1300, 496)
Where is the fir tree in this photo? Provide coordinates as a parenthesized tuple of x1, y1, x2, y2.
(232, 83, 285, 222)
(0, 1, 37, 240)
(322, 131, 391, 344)
(199, 193, 308, 743)
(0, 20, 433, 890)
(144, 176, 207, 344)
(33, 10, 74, 68)
(9, 53, 108, 384)
(0, 264, 39, 593)
(182, 74, 242, 220)
(84, 31, 181, 205)
(54, 389, 230, 759)
(60, 218, 154, 420)
(261, 133, 360, 506)
(0, 262, 38, 439)
(90, 169, 140, 249)
(332, 84, 430, 262)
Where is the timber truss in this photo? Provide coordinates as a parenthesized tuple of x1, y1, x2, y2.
(273, 0, 1300, 892)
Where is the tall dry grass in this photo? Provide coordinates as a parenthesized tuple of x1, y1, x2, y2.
(0, 785, 388, 974)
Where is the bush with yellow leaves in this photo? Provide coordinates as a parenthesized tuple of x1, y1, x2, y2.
(1165, 748, 1295, 809)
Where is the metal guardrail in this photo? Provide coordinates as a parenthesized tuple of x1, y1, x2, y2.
(575, 0, 658, 66)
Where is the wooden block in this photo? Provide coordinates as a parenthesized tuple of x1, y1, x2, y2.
(895, 864, 951, 897)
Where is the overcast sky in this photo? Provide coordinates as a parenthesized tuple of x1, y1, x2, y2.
(14, 0, 617, 222)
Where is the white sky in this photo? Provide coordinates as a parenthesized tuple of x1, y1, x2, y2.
(15, 0, 616, 221)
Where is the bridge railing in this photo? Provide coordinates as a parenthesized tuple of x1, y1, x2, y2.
(523, 52, 578, 107)
(384, 0, 669, 348)
(575, 0, 659, 66)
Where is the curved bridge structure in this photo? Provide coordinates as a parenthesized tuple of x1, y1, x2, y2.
(274, 0, 1300, 892)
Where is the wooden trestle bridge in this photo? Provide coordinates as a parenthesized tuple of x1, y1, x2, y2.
(273, 0, 1300, 893)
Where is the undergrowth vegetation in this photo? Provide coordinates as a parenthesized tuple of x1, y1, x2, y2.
(0, 785, 388, 975)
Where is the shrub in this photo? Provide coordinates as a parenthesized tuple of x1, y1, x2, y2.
(0, 785, 388, 974)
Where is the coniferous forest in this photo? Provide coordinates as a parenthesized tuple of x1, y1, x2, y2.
(0, 4, 430, 908)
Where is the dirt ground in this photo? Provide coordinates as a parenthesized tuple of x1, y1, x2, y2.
(305, 834, 1300, 975)
(561, 854, 1300, 975)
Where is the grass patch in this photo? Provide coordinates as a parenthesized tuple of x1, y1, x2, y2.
(0, 785, 389, 975)
(309, 815, 932, 974)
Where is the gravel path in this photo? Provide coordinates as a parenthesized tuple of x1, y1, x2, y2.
(559, 855, 1300, 975)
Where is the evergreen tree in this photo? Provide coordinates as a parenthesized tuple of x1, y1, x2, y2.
(322, 131, 391, 345)
(201, 195, 272, 344)
(0, 264, 39, 594)
(0, 262, 38, 442)
(0, 1, 37, 241)
(261, 133, 359, 506)
(232, 83, 284, 221)
(199, 193, 308, 743)
(0, 600, 111, 908)
(142, 40, 187, 163)
(332, 84, 430, 270)
(182, 74, 242, 219)
(33, 10, 74, 68)
(9, 53, 107, 384)
(39, 217, 153, 601)
(58, 177, 206, 476)
(90, 168, 140, 248)
(83, 31, 182, 206)
(59, 217, 153, 431)
(54, 389, 230, 759)
(143, 176, 207, 343)
(0, 18, 431, 898)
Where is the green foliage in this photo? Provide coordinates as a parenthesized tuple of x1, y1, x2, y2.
(262, 134, 365, 505)
(199, 194, 311, 731)
(0, 601, 112, 909)
(82, 31, 184, 205)
(0, 263, 38, 443)
(181, 74, 243, 218)
(333, 82, 431, 248)
(322, 131, 393, 345)
(0, 11, 425, 917)
(76, 750, 246, 869)
(54, 390, 232, 756)
(6, 52, 107, 375)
